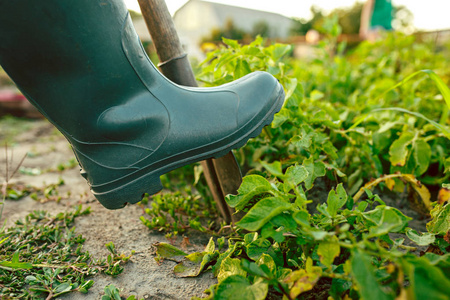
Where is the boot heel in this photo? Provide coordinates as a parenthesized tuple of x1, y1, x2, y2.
(93, 175, 163, 209)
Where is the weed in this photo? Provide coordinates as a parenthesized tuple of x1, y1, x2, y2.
(140, 187, 220, 238)
(102, 284, 143, 300)
(0, 206, 132, 299)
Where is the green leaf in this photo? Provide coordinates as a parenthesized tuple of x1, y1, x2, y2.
(405, 256, 450, 300)
(234, 59, 251, 79)
(246, 238, 272, 261)
(226, 175, 273, 209)
(412, 139, 431, 176)
(214, 275, 268, 300)
(79, 280, 94, 294)
(406, 228, 436, 246)
(241, 259, 272, 278)
(260, 161, 283, 178)
(421, 70, 450, 110)
(236, 197, 292, 231)
(54, 282, 73, 294)
(222, 37, 240, 49)
(363, 206, 412, 236)
(0, 254, 33, 270)
(326, 183, 348, 217)
(272, 108, 291, 128)
(285, 165, 309, 188)
(271, 44, 292, 61)
(389, 131, 415, 167)
(153, 242, 188, 262)
(217, 257, 247, 283)
(317, 237, 340, 268)
(351, 250, 392, 300)
(303, 157, 326, 190)
(283, 78, 299, 103)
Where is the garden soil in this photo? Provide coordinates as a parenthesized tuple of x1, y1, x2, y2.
(1, 119, 431, 299)
(1, 119, 216, 299)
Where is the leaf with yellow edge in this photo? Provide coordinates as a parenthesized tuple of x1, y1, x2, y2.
(317, 236, 340, 268)
(283, 257, 322, 299)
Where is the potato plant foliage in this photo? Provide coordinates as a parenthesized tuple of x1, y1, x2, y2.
(150, 22, 450, 300)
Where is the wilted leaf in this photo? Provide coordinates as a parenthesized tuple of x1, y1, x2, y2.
(402, 174, 432, 212)
(153, 242, 188, 263)
(284, 257, 322, 299)
(354, 174, 432, 212)
(174, 251, 218, 277)
(173, 238, 218, 277)
(205, 237, 215, 253)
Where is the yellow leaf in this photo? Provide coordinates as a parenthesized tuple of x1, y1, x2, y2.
(437, 188, 450, 204)
(385, 177, 395, 191)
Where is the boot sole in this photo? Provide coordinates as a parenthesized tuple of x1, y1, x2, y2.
(93, 85, 285, 209)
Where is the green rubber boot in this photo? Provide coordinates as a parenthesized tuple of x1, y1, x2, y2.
(0, 0, 285, 209)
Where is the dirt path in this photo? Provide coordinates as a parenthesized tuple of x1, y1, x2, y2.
(1, 119, 216, 299)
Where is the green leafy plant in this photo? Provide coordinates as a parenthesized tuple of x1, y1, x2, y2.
(102, 284, 143, 300)
(146, 20, 450, 299)
(0, 206, 132, 299)
(140, 187, 219, 238)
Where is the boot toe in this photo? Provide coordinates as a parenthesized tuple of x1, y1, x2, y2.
(233, 71, 283, 128)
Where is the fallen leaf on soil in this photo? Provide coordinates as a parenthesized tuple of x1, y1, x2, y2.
(152, 242, 188, 263)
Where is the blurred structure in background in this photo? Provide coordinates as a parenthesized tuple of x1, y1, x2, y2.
(1, 0, 450, 118)
(172, 0, 294, 59)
